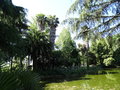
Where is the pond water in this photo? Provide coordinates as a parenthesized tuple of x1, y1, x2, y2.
(44, 68, 120, 90)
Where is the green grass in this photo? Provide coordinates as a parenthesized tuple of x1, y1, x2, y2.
(43, 68, 120, 90)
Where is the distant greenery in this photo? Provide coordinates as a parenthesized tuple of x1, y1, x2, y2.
(55, 28, 80, 67)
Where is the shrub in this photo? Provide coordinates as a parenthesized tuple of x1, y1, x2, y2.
(103, 57, 115, 66)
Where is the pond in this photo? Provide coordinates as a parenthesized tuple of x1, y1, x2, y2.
(44, 68, 120, 90)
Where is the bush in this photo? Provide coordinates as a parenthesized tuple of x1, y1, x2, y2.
(103, 57, 115, 66)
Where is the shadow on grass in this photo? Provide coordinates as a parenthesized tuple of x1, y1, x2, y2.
(39, 67, 120, 89)
(40, 76, 91, 90)
(87, 70, 119, 75)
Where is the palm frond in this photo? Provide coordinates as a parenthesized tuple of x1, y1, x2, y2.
(0, 70, 41, 90)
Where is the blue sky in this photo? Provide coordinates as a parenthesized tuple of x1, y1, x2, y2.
(12, 0, 74, 22)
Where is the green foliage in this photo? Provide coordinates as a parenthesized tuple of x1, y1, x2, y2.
(67, 0, 120, 35)
(88, 51, 97, 65)
(35, 14, 59, 49)
(103, 57, 115, 66)
(56, 28, 72, 49)
(25, 29, 52, 71)
(56, 28, 80, 67)
(0, 70, 41, 90)
(64, 0, 120, 68)
(0, 0, 28, 64)
(35, 13, 59, 31)
(0, 50, 9, 64)
(0, 72, 20, 90)
(90, 39, 110, 65)
(47, 15, 59, 27)
(39, 67, 86, 77)
(36, 14, 47, 31)
(17, 71, 40, 90)
(89, 34, 120, 67)
(112, 34, 120, 50)
(113, 47, 120, 66)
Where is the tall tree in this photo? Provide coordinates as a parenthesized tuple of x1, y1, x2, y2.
(47, 15, 59, 50)
(90, 38, 110, 66)
(0, 0, 28, 69)
(36, 14, 59, 50)
(25, 27, 52, 71)
(56, 28, 74, 49)
(56, 28, 79, 67)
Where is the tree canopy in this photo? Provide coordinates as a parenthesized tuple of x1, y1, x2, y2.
(66, 0, 120, 37)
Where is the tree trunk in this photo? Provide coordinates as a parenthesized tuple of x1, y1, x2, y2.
(10, 57, 13, 72)
(86, 39, 89, 69)
(20, 59, 23, 68)
(50, 26, 56, 50)
(0, 65, 1, 72)
(28, 55, 31, 66)
(32, 54, 38, 72)
(38, 23, 45, 31)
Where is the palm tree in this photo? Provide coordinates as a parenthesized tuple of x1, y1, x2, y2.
(36, 14, 59, 50)
(36, 14, 47, 31)
(25, 28, 52, 71)
(0, 70, 41, 90)
(47, 15, 59, 50)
